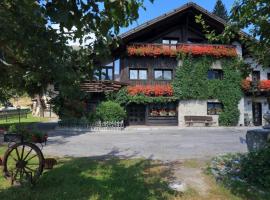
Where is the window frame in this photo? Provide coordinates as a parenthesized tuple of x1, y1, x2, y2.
(129, 69, 148, 80)
(154, 69, 173, 81)
(207, 69, 224, 80)
(207, 102, 223, 115)
(94, 66, 114, 81)
(162, 38, 179, 45)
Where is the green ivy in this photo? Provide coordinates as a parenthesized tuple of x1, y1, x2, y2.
(113, 88, 177, 106)
(172, 55, 243, 126)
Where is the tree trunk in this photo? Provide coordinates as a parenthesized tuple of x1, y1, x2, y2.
(33, 94, 44, 117)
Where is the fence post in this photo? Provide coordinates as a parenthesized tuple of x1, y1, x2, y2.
(18, 108, 21, 123)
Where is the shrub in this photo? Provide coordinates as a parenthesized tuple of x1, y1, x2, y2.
(96, 101, 126, 122)
(240, 146, 270, 189)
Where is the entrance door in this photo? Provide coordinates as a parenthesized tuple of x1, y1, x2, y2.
(127, 104, 146, 125)
(252, 102, 262, 126)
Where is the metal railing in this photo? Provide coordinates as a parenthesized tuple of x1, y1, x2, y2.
(0, 108, 31, 122)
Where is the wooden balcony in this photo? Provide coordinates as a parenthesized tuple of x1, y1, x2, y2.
(81, 81, 128, 93)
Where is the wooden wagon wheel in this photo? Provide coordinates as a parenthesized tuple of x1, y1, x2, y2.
(3, 142, 45, 185)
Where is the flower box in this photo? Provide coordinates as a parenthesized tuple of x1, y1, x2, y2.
(127, 44, 238, 58)
(128, 84, 173, 97)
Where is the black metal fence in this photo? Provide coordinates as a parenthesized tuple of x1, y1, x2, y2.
(0, 108, 31, 122)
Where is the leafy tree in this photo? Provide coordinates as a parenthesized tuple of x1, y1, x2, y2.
(213, 0, 229, 21)
(229, 0, 270, 66)
(197, 0, 270, 67)
(0, 0, 153, 116)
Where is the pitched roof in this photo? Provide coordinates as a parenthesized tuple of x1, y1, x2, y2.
(120, 2, 248, 41)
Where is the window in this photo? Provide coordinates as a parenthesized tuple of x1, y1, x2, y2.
(148, 103, 177, 117)
(207, 70, 223, 80)
(154, 69, 172, 80)
(129, 69, 147, 80)
(207, 102, 223, 115)
(162, 38, 178, 45)
(94, 67, 113, 80)
(252, 71, 260, 82)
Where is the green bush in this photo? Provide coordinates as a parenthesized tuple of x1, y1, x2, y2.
(240, 146, 270, 189)
(96, 101, 126, 122)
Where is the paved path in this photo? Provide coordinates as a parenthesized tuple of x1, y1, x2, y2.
(43, 127, 249, 161)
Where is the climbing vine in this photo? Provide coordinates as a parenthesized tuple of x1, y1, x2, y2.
(172, 55, 244, 126)
(107, 88, 177, 106)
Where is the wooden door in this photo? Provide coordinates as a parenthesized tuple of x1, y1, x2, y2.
(127, 104, 146, 125)
(252, 102, 262, 126)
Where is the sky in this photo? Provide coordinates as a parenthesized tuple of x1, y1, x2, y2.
(120, 0, 235, 34)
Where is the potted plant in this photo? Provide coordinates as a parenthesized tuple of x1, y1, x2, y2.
(160, 109, 168, 116)
(4, 125, 23, 142)
(169, 110, 176, 116)
(150, 110, 159, 116)
(31, 130, 48, 143)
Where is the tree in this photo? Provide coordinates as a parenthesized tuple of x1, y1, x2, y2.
(229, 0, 270, 66)
(213, 0, 229, 21)
(197, 0, 270, 67)
(0, 0, 153, 117)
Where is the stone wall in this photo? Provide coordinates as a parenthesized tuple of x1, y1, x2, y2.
(178, 100, 219, 127)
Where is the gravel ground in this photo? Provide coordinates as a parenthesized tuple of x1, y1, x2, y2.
(43, 127, 249, 161)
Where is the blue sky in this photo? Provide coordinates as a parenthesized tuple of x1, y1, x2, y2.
(120, 0, 235, 33)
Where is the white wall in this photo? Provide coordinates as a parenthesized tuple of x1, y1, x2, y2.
(238, 97, 245, 126)
(245, 57, 270, 80)
(178, 100, 219, 127)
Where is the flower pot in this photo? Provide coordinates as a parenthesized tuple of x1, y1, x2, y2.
(44, 158, 57, 170)
(31, 136, 47, 143)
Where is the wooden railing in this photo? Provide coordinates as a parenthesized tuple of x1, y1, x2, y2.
(81, 81, 128, 93)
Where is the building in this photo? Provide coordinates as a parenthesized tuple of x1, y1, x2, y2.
(74, 3, 270, 127)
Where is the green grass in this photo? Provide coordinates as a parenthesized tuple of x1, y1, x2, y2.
(0, 153, 178, 200)
(0, 145, 253, 200)
(0, 114, 49, 129)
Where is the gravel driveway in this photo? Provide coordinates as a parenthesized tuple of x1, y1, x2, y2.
(43, 127, 249, 161)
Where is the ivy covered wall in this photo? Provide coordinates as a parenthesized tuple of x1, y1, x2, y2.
(172, 55, 243, 126)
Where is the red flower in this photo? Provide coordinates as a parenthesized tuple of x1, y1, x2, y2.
(259, 80, 270, 91)
(127, 44, 237, 58)
(241, 79, 252, 91)
(127, 84, 174, 97)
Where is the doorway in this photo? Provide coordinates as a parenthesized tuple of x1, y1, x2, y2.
(127, 104, 146, 125)
(252, 102, 262, 126)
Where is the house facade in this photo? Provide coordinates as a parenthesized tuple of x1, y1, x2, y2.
(83, 3, 270, 127)
(100, 3, 270, 126)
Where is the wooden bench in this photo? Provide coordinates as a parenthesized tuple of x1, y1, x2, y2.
(184, 116, 215, 127)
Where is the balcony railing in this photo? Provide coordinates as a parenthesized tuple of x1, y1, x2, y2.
(81, 80, 128, 93)
(127, 43, 238, 58)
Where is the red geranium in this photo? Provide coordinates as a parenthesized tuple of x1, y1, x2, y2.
(259, 80, 270, 91)
(127, 84, 173, 96)
(241, 79, 252, 91)
(127, 44, 238, 58)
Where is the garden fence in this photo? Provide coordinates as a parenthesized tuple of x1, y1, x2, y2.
(58, 120, 124, 131)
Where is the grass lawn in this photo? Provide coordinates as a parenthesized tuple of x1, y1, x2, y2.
(0, 114, 50, 129)
(0, 145, 250, 200)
